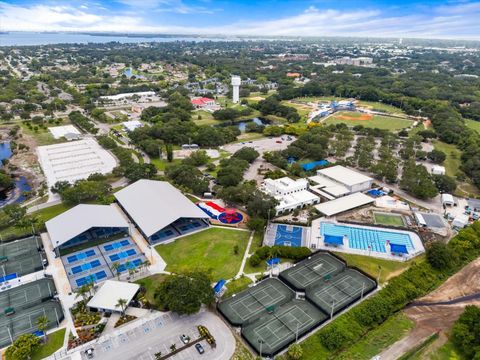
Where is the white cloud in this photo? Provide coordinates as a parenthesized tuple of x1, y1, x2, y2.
(0, 1, 479, 39)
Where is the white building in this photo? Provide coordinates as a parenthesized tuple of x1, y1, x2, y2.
(231, 75, 241, 104)
(432, 165, 446, 176)
(87, 280, 140, 313)
(48, 125, 81, 140)
(123, 120, 144, 132)
(452, 214, 469, 229)
(309, 166, 373, 198)
(262, 177, 320, 215)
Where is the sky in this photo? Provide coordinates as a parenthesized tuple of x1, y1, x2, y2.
(0, 0, 479, 40)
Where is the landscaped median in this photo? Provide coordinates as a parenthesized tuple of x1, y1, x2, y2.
(282, 222, 480, 359)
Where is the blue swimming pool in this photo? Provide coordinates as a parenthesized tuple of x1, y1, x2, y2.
(320, 223, 414, 254)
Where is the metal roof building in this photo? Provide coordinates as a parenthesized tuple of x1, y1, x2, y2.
(316, 166, 373, 193)
(45, 204, 129, 251)
(87, 280, 140, 313)
(314, 192, 374, 216)
(114, 179, 209, 241)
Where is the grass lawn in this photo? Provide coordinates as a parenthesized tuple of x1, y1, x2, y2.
(193, 110, 221, 126)
(223, 276, 252, 298)
(334, 312, 414, 360)
(292, 97, 404, 114)
(233, 133, 266, 143)
(135, 273, 168, 304)
(465, 119, 480, 133)
(428, 339, 463, 360)
(324, 111, 412, 131)
(155, 228, 251, 279)
(150, 157, 181, 171)
(373, 212, 405, 227)
(333, 252, 423, 284)
(30, 328, 66, 360)
(21, 123, 64, 146)
(433, 140, 461, 177)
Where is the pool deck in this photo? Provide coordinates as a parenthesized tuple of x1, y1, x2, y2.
(310, 218, 425, 261)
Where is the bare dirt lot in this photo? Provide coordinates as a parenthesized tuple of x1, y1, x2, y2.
(378, 258, 480, 360)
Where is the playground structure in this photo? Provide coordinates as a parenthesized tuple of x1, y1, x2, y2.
(197, 201, 246, 226)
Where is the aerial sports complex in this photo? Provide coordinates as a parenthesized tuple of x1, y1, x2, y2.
(218, 252, 376, 356)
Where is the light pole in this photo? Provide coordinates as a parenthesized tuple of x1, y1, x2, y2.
(296, 321, 299, 342)
(330, 299, 335, 319)
(258, 338, 264, 358)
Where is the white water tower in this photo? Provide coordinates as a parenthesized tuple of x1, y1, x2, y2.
(231, 75, 241, 104)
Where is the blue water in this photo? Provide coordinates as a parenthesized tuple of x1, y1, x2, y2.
(0, 32, 241, 47)
(123, 68, 133, 78)
(238, 118, 266, 132)
(0, 143, 12, 164)
(321, 223, 414, 253)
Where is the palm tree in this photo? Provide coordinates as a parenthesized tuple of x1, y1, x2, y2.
(35, 315, 49, 342)
(170, 344, 176, 353)
(111, 262, 121, 280)
(74, 285, 89, 302)
(116, 298, 128, 316)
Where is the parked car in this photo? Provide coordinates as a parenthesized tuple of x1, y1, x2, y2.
(195, 343, 205, 354)
(85, 348, 94, 359)
(180, 334, 190, 344)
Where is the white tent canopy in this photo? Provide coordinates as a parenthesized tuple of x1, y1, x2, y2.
(46, 204, 129, 249)
(114, 179, 209, 238)
(87, 280, 140, 312)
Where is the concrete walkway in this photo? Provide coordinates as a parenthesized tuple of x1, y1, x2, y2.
(235, 230, 255, 278)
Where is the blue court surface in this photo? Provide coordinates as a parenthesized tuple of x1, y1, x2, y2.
(274, 225, 304, 247)
(109, 249, 136, 262)
(0, 273, 17, 283)
(66, 249, 96, 264)
(103, 239, 130, 252)
(75, 270, 108, 287)
(117, 258, 143, 273)
(321, 223, 414, 253)
(71, 260, 101, 274)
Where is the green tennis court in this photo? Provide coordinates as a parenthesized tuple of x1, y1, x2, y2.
(218, 278, 294, 326)
(279, 253, 345, 290)
(0, 278, 56, 312)
(0, 236, 44, 277)
(0, 301, 64, 348)
(305, 269, 376, 315)
(242, 300, 327, 357)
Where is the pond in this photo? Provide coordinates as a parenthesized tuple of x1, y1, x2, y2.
(0, 176, 31, 207)
(0, 142, 12, 164)
(216, 117, 271, 132)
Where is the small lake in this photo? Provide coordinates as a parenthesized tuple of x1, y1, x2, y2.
(0, 143, 12, 164)
(216, 117, 271, 132)
(0, 176, 31, 207)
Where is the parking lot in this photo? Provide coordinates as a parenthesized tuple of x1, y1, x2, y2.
(78, 310, 235, 360)
(222, 136, 295, 156)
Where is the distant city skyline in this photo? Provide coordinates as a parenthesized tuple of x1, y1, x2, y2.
(1, 0, 479, 40)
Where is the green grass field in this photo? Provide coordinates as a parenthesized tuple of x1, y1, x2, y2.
(335, 312, 414, 360)
(223, 276, 252, 298)
(324, 111, 412, 131)
(433, 141, 461, 177)
(155, 228, 251, 279)
(135, 273, 168, 304)
(333, 252, 423, 284)
(292, 97, 404, 114)
(466, 119, 480, 133)
(193, 110, 222, 126)
(30, 328, 66, 360)
(374, 212, 405, 227)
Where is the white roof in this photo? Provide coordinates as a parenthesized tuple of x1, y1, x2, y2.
(123, 120, 143, 132)
(46, 204, 129, 248)
(441, 193, 454, 204)
(87, 280, 140, 312)
(314, 192, 374, 216)
(114, 180, 209, 238)
(277, 190, 319, 208)
(308, 175, 350, 197)
(100, 91, 155, 101)
(48, 125, 81, 139)
(317, 166, 372, 187)
(452, 214, 469, 227)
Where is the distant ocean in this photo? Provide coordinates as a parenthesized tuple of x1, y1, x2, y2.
(0, 32, 235, 46)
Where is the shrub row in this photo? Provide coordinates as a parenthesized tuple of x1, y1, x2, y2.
(248, 246, 311, 267)
(308, 222, 480, 356)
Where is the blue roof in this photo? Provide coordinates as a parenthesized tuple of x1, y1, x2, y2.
(266, 257, 281, 266)
(301, 160, 329, 171)
(213, 279, 226, 294)
(324, 234, 344, 245)
(390, 243, 408, 254)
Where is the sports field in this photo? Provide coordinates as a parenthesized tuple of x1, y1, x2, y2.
(155, 227, 250, 279)
(373, 212, 405, 227)
(324, 111, 412, 130)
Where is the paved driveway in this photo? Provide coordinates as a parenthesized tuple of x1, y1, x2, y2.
(77, 310, 234, 360)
